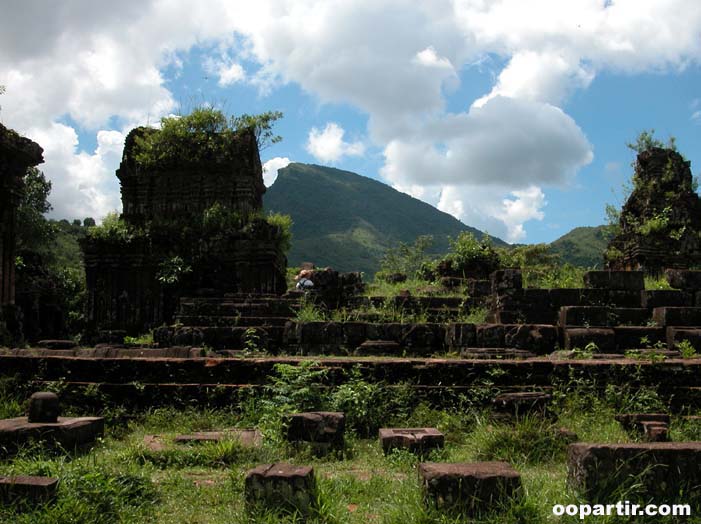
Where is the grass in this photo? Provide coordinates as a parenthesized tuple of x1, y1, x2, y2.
(1, 372, 700, 523)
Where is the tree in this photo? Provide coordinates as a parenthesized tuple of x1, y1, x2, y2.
(83, 217, 96, 227)
(626, 129, 676, 154)
(231, 110, 283, 150)
(16, 167, 55, 253)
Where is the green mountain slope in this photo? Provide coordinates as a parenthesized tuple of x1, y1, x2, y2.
(263, 163, 505, 275)
(549, 225, 609, 268)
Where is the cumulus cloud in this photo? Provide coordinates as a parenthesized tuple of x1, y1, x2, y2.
(204, 54, 246, 86)
(381, 97, 592, 189)
(262, 156, 291, 187)
(306, 123, 365, 163)
(25, 124, 123, 220)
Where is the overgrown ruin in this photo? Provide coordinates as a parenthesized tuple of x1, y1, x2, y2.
(606, 147, 701, 273)
(5, 118, 701, 518)
(0, 123, 43, 343)
(80, 124, 288, 338)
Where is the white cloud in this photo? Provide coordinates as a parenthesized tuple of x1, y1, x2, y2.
(2, 0, 701, 236)
(204, 54, 246, 86)
(306, 122, 365, 163)
(473, 50, 594, 107)
(692, 110, 701, 122)
(262, 156, 291, 187)
(24, 123, 122, 220)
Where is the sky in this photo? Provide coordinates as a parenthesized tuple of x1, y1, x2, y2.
(1, 1, 701, 244)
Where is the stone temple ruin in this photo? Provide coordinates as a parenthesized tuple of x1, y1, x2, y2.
(0, 123, 43, 344)
(80, 125, 288, 338)
(606, 147, 701, 273)
(6, 119, 701, 515)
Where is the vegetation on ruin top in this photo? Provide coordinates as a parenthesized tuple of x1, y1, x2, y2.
(132, 107, 282, 169)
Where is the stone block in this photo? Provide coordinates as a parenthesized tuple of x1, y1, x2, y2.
(245, 463, 316, 515)
(0, 416, 104, 453)
(584, 271, 644, 291)
(461, 348, 535, 359)
(615, 413, 670, 430)
(666, 327, 701, 351)
(0, 476, 58, 505)
(653, 307, 701, 327)
(283, 412, 345, 450)
(559, 306, 611, 327)
(444, 323, 476, 349)
(504, 324, 558, 354)
(355, 340, 401, 356)
(419, 462, 521, 514)
(476, 324, 505, 348)
(36, 340, 78, 350)
(606, 290, 643, 308)
(564, 328, 615, 352)
(641, 290, 693, 309)
(466, 279, 492, 297)
(379, 428, 444, 454)
(614, 326, 665, 350)
(666, 269, 701, 290)
(641, 421, 669, 442)
(548, 289, 586, 308)
(342, 322, 367, 348)
(28, 392, 59, 423)
(492, 392, 552, 415)
(174, 429, 262, 447)
(490, 269, 523, 294)
(568, 442, 701, 501)
(577, 288, 610, 306)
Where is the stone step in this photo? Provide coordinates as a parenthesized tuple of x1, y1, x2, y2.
(583, 270, 644, 291)
(460, 348, 536, 359)
(641, 289, 693, 308)
(653, 307, 701, 327)
(559, 306, 650, 327)
(179, 302, 285, 316)
(666, 327, 701, 351)
(564, 328, 616, 351)
(153, 325, 285, 350)
(175, 316, 291, 327)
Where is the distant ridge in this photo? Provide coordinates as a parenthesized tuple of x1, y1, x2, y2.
(263, 163, 506, 275)
(549, 225, 608, 268)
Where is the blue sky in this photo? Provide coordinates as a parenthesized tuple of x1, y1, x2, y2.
(2, 1, 701, 244)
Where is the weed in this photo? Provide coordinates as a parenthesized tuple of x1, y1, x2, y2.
(678, 339, 698, 358)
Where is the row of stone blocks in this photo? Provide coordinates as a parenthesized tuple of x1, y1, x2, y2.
(6, 441, 700, 514)
(244, 461, 522, 516)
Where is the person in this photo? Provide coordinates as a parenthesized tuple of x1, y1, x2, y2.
(295, 269, 314, 290)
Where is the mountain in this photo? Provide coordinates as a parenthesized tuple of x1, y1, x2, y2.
(549, 225, 609, 268)
(263, 163, 506, 275)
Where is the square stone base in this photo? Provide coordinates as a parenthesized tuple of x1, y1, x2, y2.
(284, 412, 345, 451)
(0, 417, 104, 454)
(379, 428, 444, 454)
(419, 462, 521, 514)
(0, 476, 58, 504)
(245, 463, 316, 515)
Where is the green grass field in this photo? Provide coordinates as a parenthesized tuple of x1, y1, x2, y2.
(0, 370, 700, 523)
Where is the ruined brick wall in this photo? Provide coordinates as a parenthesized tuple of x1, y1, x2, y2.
(0, 124, 43, 344)
(81, 125, 286, 336)
(118, 127, 265, 226)
(606, 148, 701, 274)
(0, 124, 43, 306)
